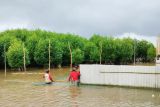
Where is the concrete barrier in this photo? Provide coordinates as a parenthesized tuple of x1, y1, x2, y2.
(80, 64, 160, 88)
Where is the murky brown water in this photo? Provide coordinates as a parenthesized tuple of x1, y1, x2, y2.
(0, 68, 160, 107)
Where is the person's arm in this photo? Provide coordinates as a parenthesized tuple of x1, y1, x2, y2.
(67, 72, 72, 81)
(68, 75, 71, 81)
(49, 74, 54, 82)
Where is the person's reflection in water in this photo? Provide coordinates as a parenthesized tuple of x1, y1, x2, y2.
(69, 86, 81, 107)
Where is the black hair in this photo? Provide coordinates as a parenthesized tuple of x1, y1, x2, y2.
(45, 70, 49, 73)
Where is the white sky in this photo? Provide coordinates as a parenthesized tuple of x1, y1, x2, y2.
(0, 0, 159, 45)
(118, 33, 156, 46)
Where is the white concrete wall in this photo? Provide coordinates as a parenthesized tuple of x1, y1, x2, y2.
(80, 64, 160, 88)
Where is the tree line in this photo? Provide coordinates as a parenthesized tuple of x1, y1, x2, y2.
(0, 29, 156, 69)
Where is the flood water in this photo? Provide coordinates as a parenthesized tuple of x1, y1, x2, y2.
(0, 68, 160, 107)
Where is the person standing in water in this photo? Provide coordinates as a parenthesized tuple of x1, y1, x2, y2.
(68, 67, 80, 86)
(44, 70, 54, 84)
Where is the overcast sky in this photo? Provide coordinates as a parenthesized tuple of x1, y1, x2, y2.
(0, 0, 160, 45)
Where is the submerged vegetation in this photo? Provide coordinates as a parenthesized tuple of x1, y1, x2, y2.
(0, 29, 156, 69)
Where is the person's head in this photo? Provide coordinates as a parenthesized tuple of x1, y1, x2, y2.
(72, 67, 76, 71)
(45, 70, 49, 73)
(75, 65, 79, 69)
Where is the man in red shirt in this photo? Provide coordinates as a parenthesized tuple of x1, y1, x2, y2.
(68, 67, 80, 86)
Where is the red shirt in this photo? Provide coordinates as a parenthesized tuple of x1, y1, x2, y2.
(69, 71, 80, 81)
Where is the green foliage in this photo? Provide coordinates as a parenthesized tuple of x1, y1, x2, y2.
(136, 40, 150, 62)
(26, 33, 39, 65)
(90, 34, 105, 63)
(34, 39, 49, 66)
(7, 39, 30, 68)
(0, 29, 156, 68)
(84, 42, 99, 63)
(34, 38, 63, 66)
(102, 37, 116, 63)
(90, 34, 105, 47)
(50, 38, 63, 65)
(0, 35, 16, 66)
(147, 44, 156, 62)
(58, 33, 87, 66)
(72, 48, 84, 64)
(120, 38, 134, 64)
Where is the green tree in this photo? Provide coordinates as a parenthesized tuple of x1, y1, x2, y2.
(0, 34, 16, 67)
(34, 39, 48, 66)
(26, 33, 39, 66)
(102, 37, 116, 64)
(7, 39, 30, 69)
(90, 34, 105, 63)
(0, 29, 156, 67)
(121, 38, 134, 64)
(136, 40, 150, 62)
(147, 44, 156, 62)
(72, 48, 84, 64)
(114, 38, 133, 64)
(59, 33, 86, 66)
(50, 38, 63, 66)
(34, 38, 63, 66)
(84, 42, 99, 63)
